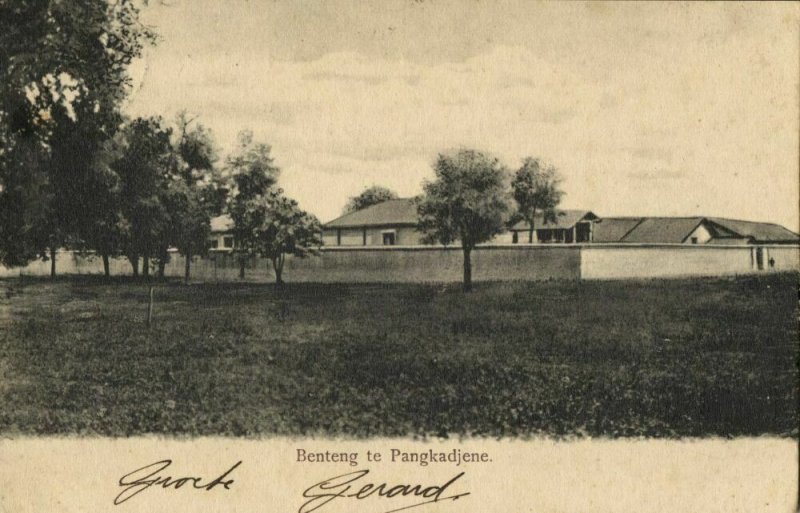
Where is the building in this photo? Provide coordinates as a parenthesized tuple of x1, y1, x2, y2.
(320, 199, 600, 246)
(499, 210, 598, 244)
(212, 198, 799, 250)
(592, 217, 799, 245)
(209, 214, 235, 250)
(322, 198, 422, 246)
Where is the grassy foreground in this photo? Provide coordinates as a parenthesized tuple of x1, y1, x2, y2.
(0, 274, 797, 438)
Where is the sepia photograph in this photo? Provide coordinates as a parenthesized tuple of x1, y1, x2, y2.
(0, 1, 798, 512)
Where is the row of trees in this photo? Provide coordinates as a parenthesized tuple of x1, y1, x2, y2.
(0, 0, 321, 284)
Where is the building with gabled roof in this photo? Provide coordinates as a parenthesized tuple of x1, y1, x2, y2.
(499, 210, 598, 244)
(322, 198, 422, 246)
(210, 197, 798, 250)
(592, 216, 798, 245)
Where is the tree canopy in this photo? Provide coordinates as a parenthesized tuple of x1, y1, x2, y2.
(231, 189, 322, 285)
(343, 185, 398, 214)
(417, 149, 511, 291)
(0, 0, 155, 270)
(511, 157, 565, 243)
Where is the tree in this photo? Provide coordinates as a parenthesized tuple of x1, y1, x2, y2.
(232, 190, 321, 286)
(167, 112, 226, 283)
(226, 131, 280, 279)
(79, 134, 127, 277)
(0, 0, 155, 269)
(343, 185, 398, 214)
(416, 149, 511, 292)
(511, 158, 565, 243)
(112, 117, 174, 278)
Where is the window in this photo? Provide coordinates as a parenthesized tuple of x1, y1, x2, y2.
(690, 237, 698, 244)
(382, 232, 396, 245)
(223, 236, 234, 249)
(210, 239, 219, 249)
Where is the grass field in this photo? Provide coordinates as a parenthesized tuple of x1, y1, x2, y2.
(0, 273, 797, 438)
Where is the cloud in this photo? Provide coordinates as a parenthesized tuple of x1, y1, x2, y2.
(123, 4, 800, 231)
(627, 169, 684, 181)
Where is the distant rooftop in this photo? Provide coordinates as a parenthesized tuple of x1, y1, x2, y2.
(509, 210, 597, 231)
(593, 216, 799, 244)
(707, 217, 799, 243)
(324, 198, 419, 228)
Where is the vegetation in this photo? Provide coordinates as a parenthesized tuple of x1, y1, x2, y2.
(0, 0, 155, 271)
(0, 273, 795, 438)
(343, 186, 399, 214)
(417, 149, 512, 291)
(511, 158, 565, 243)
(0, 3, 320, 282)
(228, 189, 322, 285)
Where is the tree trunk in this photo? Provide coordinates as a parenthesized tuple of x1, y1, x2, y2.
(273, 255, 284, 286)
(102, 253, 110, 277)
(184, 250, 191, 285)
(462, 246, 472, 292)
(129, 255, 139, 277)
(157, 259, 166, 279)
(529, 209, 537, 244)
(239, 257, 245, 280)
(49, 247, 57, 279)
(142, 253, 150, 278)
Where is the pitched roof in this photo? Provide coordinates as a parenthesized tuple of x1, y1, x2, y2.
(325, 198, 419, 228)
(592, 216, 796, 244)
(510, 210, 597, 231)
(210, 214, 233, 232)
(707, 218, 799, 243)
(592, 217, 644, 243)
(617, 217, 706, 243)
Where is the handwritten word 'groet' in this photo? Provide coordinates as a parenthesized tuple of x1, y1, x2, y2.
(390, 448, 490, 466)
(114, 459, 241, 505)
(297, 449, 360, 467)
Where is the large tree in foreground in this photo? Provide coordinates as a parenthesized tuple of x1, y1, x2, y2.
(511, 157, 564, 243)
(343, 185, 398, 214)
(0, 0, 154, 269)
(416, 149, 511, 292)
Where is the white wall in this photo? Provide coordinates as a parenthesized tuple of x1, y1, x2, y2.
(581, 244, 799, 280)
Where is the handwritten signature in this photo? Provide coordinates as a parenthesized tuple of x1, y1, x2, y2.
(300, 469, 470, 513)
(114, 459, 241, 505)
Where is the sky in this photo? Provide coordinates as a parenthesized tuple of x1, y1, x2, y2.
(125, 1, 799, 230)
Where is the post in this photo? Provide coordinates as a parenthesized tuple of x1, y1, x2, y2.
(147, 286, 154, 328)
(184, 252, 191, 284)
(50, 247, 57, 279)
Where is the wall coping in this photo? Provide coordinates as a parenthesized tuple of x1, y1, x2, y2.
(35, 243, 800, 257)
(319, 243, 799, 252)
